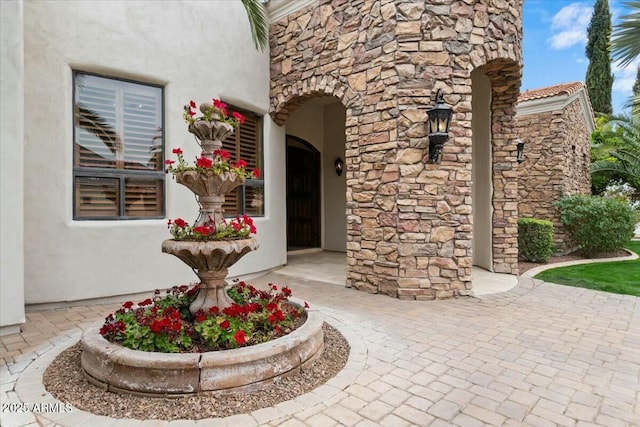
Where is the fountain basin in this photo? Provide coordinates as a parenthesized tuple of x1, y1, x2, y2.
(81, 302, 324, 396)
(161, 238, 258, 271)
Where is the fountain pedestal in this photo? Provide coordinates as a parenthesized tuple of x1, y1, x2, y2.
(162, 238, 259, 313)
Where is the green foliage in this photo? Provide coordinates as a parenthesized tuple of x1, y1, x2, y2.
(241, 0, 269, 52)
(555, 195, 639, 257)
(586, 0, 614, 115)
(518, 218, 555, 263)
(591, 114, 640, 200)
(611, 1, 640, 68)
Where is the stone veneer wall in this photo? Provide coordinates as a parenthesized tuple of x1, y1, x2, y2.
(517, 98, 592, 253)
(270, 0, 523, 299)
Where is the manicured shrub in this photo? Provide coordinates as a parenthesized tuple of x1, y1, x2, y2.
(555, 195, 639, 257)
(518, 218, 555, 263)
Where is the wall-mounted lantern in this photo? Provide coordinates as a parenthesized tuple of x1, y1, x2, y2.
(516, 138, 525, 163)
(334, 157, 344, 176)
(427, 89, 453, 163)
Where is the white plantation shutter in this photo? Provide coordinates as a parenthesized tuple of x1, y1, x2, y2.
(73, 73, 164, 219)
(123, 91, 162, 171)
(75, 84, 118, 169)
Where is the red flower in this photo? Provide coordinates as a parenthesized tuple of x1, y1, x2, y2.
(234, 330, 246, 346)
(220, 320, 230, 329)
(214, 149, 231, 160)
(304, 301, 309, 309)
(252, 167, 260, 178)
(172, 148, 183, 155)
(189, 100, 196, 109)
(275, 325, 282, 334)
(282, 287, 292, 297)
(232, 111, 245, 125)
(150, 319, 164, 334)
(174, 218, 187, 228)
(164, 159, 175, 165)
(196, 157, 213, 168)
(266, 302, 278, 312)
(122, 301, 134, 309)
(194, 225, 213, 236)
(271, 284, 278, 291)
(213, 99, 228, 116)
(209, 306, 219, 315)
(171, 321, 182, 332)
(234, 159, 247, 169)
(139, 298, 152, 307)
(195, 310, 207, 322)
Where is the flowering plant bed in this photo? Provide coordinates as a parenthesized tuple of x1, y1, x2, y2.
(165, 147, 260, 181)
(99, 282, 308, 353)
(183, 99, 245, 127)
(167, 214, 257, 241)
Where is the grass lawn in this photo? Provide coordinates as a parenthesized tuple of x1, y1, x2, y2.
(533, 241, 640, 296)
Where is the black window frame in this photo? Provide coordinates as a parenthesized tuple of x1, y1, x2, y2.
(72, 71, 165, 220)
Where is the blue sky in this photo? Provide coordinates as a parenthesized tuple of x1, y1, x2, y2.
(522, 0, 638, 114)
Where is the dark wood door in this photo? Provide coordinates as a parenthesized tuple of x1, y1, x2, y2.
(287, 138, 320, 250)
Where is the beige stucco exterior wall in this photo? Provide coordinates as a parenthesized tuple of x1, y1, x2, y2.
(269, 0, 523, 299)
(323, 103, 347, 252)
(20, 1, 285, 304)
(517, 97, 592, 253)
(1, 0, 26, 333)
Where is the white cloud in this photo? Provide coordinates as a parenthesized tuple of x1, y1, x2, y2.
(548, 3, 593, 50)
(613, 58, 639, 93)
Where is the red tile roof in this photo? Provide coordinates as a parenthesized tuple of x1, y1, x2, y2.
(518, 82, 585, 102)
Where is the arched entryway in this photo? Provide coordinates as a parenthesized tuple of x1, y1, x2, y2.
(286, 135, 320, 250)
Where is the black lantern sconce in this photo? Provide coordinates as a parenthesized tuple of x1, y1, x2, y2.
(427, 89, 453, 163)
(516, 138, 525, 163)
(334, 157, 344, 176)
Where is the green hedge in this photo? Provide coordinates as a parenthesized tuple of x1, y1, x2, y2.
(518, 218, 555, 263)
(555, 195, 639, 258)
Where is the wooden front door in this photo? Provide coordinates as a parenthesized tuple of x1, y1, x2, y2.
(286, 136, 320, 250)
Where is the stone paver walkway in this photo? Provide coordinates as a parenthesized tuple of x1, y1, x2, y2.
(1, 270, 639, 426)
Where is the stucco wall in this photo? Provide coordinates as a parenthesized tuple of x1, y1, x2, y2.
(1, 0, 26, 332)
(21, 1, 284, 304)
(517, 98, 592, 252)
(323, 103, 347, 252)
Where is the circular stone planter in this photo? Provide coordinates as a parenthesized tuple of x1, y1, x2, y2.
(81, 303, 324, 397)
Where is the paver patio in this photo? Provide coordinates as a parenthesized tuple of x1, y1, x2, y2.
(1, 255, 639, 426)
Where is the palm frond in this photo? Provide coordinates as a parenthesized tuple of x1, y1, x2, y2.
(612, 1, 640, 67)
(241, 0, 269, 52)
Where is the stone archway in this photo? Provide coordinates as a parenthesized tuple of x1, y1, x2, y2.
(269, 0, 523, 299)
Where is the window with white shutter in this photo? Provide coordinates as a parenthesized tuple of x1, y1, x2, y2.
(73, 72, 164, 219)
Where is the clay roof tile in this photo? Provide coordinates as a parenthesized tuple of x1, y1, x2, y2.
(518, 82, 585, 102)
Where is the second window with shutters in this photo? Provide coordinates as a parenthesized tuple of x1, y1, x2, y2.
(221, 105, 264, 217)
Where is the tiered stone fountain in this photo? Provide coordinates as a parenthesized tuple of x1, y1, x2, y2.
(81, 102, 324, 396)
(161, 106, 259, 314)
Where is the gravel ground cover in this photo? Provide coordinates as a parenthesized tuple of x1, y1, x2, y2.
(43, 323, 349, 421)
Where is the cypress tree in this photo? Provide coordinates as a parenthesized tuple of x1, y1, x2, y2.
(586, 0, 614, 115)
